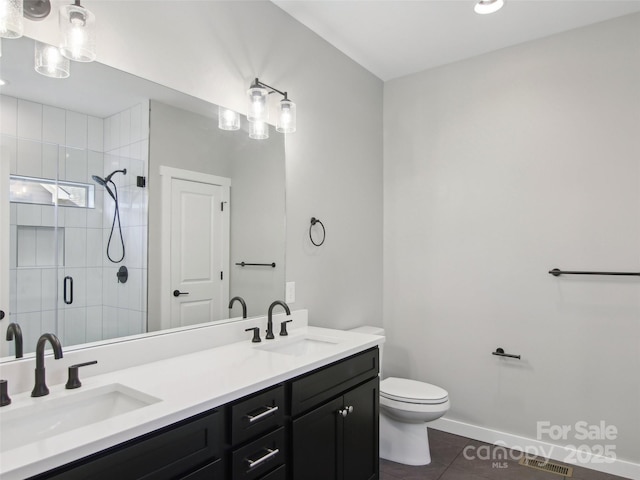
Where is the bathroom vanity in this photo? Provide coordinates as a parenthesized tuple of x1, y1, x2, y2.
(0, 318, 382, 480)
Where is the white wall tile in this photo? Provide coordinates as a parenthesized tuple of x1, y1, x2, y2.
(0, 95, 17, 136)
(16, 138, 42, 177)
(85, 306, 103, 343)
(65, 111, 87, 149)
(117, 307, 130, 337)
(87, 150, 103, 184)
(42, 106, 65, 145)
(64, 206, 87, 228)
(88, 116, 104, 152)
(41, 310, 57, 336)
(41, 142, 59, 180)
(87, 190, 103, 228)
(16, 268, 42, 313)
(108, 113, 121, 152)
(17, 204, 42, 226)
(128, 310, 144, 336)
(86, 267, 103, 306)
(1, 134, 18, 175)
(103, 116, 112, 152)
(9, 269, 17, 315)
(130, 104, 142, 143)
(16, 226, 36, 267)
(64, 307, 87, 347)
(35, 226, 58, 266)
(86, 228, 103, 267)
(116, 274, 129, 310)
(9, 224, 17, 269)
(126, 267, 142, 310)
(120, 108, 131, 147)
(103, 267, 118, 307)
(64, 146, 87, 182)
(140, 101, 150, 140)
(65, 228, 87, 267)
(41, 268, 57, 311)
(41, 205, 55, 227)
(102, 306, 118, 340)
(17, 99, 42, 141)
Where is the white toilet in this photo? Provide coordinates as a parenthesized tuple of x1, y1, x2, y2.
(350, 326, 450, 466)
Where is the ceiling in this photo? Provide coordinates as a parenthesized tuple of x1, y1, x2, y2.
(272, 0, 640, 81)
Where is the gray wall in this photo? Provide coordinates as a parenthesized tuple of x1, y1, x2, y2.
(147, 100, 286, 325)
(383, 13, 640, 463)
(25, 1, 384, 328)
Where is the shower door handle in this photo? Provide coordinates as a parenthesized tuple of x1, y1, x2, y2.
(64, 276, 73, 305)
(173, 290, 190, 297)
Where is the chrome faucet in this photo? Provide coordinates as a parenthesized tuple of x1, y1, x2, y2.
(31, 333, 63, 397)
(6, 323, 23, 358)
(228, 296, 248, 318)
(266, 300, 290, 340)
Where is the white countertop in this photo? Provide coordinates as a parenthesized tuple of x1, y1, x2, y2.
(0, 326, 383, 480)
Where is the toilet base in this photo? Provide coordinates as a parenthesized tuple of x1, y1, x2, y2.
(379, 411, 432, 466)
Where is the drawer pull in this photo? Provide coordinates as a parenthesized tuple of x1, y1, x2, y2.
(246, 405, 279, 423)
(246, 448, 280, 469)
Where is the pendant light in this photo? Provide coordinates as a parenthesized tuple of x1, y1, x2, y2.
(474, 0, 504, 15)
(218, 106, 241, 131)
(34, 40, 70, 78)
(0, 0, 24, 38)
(59, 0, 96, 62)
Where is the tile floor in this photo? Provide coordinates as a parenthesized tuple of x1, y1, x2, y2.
(380, 429, 630, 480)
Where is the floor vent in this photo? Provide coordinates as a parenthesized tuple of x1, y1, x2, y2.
(519, 457, 573, 477)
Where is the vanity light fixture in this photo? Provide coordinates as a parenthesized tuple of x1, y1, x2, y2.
(218, 106, 241, 131)
(474, 0, 504, 15)
(59, 0, 96, 62)
(249, 120, 269, 140)
(34, 40, 70, 78)
(0, 0, 24, 38)
(247, 78, 297, 138)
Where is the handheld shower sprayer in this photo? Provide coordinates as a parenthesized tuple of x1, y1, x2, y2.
(92, 169, 127, 263)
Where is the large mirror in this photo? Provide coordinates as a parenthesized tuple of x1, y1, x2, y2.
(0, 36, 286, 358)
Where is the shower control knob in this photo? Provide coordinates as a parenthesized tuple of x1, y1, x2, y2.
(0, 310, 4, 320)
(173, 290, 190, 297)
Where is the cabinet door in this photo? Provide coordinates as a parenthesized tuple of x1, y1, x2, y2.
(343, 377, 379, 480)
(291, 396, 344, 480)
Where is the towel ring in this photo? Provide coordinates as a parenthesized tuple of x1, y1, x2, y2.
(309, 217, 326, 246)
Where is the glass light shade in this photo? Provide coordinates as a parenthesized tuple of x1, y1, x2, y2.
(0, 0, 23, 39)
(249, 121, 269, 140)
(59, 2, 96, 62)
(247, 85, 268, 123)
(276, 99, 296, 133)
(474, 0, 504, 15)
(218, 106, 240, 131)
(35, 41, 70, 79)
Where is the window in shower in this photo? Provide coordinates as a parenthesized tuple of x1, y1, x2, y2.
(9, 175, 95, 208)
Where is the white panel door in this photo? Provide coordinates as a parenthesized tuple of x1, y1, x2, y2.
(170, 178, 226, 327)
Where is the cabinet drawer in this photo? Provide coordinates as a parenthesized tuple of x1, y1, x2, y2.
(231, 427, 286, 480)
(32, 409, 225, 480)
(259, 464, 286, 480)
(181, 457, 224, 479)
(231, 384, 285, 444)
(290, 347, 379, 416)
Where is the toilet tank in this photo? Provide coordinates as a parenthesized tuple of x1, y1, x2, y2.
(349, 326, 385, 376)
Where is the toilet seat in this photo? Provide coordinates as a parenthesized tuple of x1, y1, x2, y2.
(380, 377, 448, 405)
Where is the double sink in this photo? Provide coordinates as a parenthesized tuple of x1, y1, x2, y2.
(0, 331, 345, 455)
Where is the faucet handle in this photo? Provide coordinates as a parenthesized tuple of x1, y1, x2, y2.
(66, 360, 98, 389)
(0, 380, 11, 407)
(245, 327, 262, 343)
(279, 319, 293, 336)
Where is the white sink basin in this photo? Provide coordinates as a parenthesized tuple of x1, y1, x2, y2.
(0, 383, 161, 452)
(255, 335, 343, 356)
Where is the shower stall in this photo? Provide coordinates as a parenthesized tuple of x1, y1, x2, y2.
(4, 95, 149, 355)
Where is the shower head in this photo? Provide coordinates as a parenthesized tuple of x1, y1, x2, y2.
(91, 174, 116, 200)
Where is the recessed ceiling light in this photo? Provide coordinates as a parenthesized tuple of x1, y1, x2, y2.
(475, 0, 505, 15)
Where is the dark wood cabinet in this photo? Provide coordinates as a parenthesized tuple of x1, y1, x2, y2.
(291, 377, 379, 480)
(28, 347, 379, 480)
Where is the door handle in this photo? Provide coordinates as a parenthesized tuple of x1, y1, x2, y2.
(173, 290, 190, 297)
(64, 276, 73, 305)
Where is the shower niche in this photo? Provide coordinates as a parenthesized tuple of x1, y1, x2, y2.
(4, 96, 149, 355)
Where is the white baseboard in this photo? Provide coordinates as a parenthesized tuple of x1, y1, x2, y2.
(429, 418, 640, 480)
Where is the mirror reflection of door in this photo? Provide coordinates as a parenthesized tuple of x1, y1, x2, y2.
(160, 168, 230, 329)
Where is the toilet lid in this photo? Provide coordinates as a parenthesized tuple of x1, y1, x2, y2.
(380, 377, 448, 404)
